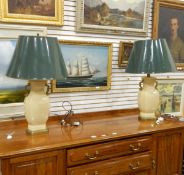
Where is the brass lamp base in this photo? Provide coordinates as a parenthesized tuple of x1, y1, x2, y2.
(26, 128, 49, 135)
(139, 112, 157, 120)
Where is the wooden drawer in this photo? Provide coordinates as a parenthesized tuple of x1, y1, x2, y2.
(67, 152, 153, 175)
(67, 136, 152, 166)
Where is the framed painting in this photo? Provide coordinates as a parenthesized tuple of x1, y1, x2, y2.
(0, 39, 27, 104)
(52, 40, 112, 92)
(0, 0, 63, 26)
(157, 79, 184, 115)
(153, 0, 184, 70)
(118, 41, 133, 67)
(76, 0, 151, 36)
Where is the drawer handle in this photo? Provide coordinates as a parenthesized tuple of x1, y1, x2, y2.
(129, 143, 142, 152)
(152, 159, 156, 169)
(129, 161, 140, 170)
(85, 151, 99, 160)
(84, 171, 98, 175)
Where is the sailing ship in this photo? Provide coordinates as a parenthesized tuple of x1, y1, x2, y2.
(66, 56, 99, 78)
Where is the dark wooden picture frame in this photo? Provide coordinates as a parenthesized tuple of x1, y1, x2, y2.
(153, 0, 184, 70)
(118, 41, 133, 68)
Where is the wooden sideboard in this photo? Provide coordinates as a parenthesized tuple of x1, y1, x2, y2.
(0, 109, 184, 175)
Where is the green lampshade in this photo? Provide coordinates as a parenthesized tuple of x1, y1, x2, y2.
(6, 35, 67, 80)
(125, 39, 177, 74)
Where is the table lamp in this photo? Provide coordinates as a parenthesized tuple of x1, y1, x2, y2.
(6, 35, 67, 134)
(126, 39, 177, 120)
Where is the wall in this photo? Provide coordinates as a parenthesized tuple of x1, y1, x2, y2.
(0, 0, 183, 119)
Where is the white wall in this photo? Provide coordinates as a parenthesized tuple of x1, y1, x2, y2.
(0, 0, 183, 118)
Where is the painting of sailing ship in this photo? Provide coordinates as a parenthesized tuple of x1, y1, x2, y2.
(76, 0, 150, 36)
(52, 41, 112, 92)
(66, 56, 100, 79)
(0, 40, 27, 104)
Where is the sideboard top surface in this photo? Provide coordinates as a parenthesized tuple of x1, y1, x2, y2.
(0, 109, 184, 158)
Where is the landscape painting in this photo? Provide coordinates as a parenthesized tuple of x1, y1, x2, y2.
(77, 0, 150, 36)
(0, 40, 27, 104)
(157, 79, 184, 114)
(8, 0, 55, 16)
(52, 41, 112, 92)
(1, 0, 63, 25)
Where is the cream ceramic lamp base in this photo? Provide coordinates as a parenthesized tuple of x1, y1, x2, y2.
(24, 80, 49, 134)
(138, 76, 159, 120)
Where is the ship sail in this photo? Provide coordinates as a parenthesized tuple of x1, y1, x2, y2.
(71, 60, 79, 76)
(89, 65, 99, 74)
(80, 56, 91, 76)
(66, 56, 99, 78)
(66, 60, 71, 75)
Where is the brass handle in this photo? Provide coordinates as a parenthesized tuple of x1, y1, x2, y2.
(25, 82, 30, 97)
(84, 171, 98, 175)
(152, 159, 156, 169)
(129, 161, 140, 170)
(155, 81, 158, 89)
(139, 79, 144, 90)
(129, 142, 142, 152)
(45, 83, 50, 95)
(85, 151, 99, 160)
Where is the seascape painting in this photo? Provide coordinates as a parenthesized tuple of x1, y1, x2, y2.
(0, 40, 27, 104)
(52, 41, 112, 92)
(76, 0, 150, 36)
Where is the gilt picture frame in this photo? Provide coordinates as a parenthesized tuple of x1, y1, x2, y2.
(0, 0, 63, 26)
(0, 39, 27, 104)
(157, 79, 184, 115)
(52, 40, 112, 93)
(0, 26, 46, 118)
(76, 0, 151, 36)
(118, 41, 133, 67)
(152, 0, 184, 70)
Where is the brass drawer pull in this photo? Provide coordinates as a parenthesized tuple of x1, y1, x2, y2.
(84, 171, 98, 175)
(152, 159, 156, 169)
(129, 142, 142, 151)
(85, 151, 99, 160)
(129, 161, 140, 170)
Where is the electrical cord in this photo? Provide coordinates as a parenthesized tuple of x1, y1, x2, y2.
(61, 101, 81, 126)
